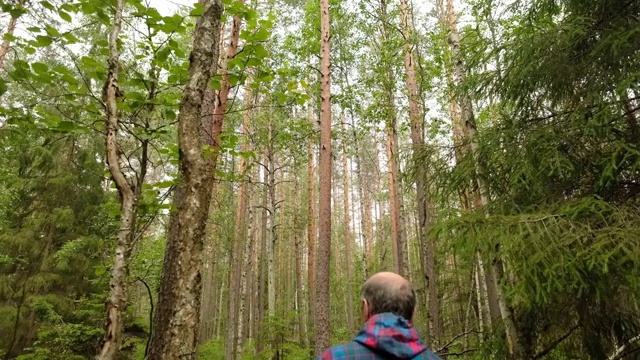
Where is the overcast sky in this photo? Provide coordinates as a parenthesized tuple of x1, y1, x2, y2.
(147, 0, 193, 16)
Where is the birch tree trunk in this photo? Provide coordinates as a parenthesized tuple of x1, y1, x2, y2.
(147, 1, 223, 358)
(445, 0, 522, 356)
(255, 158, 268, 354)
(315, 0, 333, 351)
(294, 181, 307, 347)
(97, 1, 139, 357)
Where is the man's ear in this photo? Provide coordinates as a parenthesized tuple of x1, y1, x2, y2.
(361, 298, 370, 322)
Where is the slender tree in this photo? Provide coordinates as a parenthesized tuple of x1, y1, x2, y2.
(399, 0, 442, 344)
(306, 105, 317, 345)
(340, 119, 355, 332)
(315, 0, 333, 351)
(444, 0, 521, 355)
(98, 1, 142, 357)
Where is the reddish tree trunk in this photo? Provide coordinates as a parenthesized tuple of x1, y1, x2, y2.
(315, 0, 333, 351)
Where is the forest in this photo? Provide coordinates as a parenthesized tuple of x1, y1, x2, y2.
(0, 0, 639, 358)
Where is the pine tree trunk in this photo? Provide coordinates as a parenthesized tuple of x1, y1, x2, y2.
(307, 106, 317, 347)
(315, 0, 333, 351)
(377, 0, 407, 277)
(351, 123, 373, 279)
(386, 117, 406, 276)
(210, 0, 244, 151)
(266, 138, 277, 317)
(341, 120, 355, 332)
(147, 1, 223, 358)
(0, 0, 26, 74)
(398, 0, 441, 344)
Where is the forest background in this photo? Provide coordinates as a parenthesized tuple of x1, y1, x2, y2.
(0, 0, 639, 359)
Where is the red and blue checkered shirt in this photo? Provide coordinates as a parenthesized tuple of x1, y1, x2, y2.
(317, 313, 442, 359)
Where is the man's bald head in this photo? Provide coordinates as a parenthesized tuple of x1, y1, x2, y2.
(361, 272, 416, 321)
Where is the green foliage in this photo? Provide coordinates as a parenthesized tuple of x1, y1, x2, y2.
(255, 313, 312, 360)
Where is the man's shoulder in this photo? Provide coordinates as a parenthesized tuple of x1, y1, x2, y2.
(317, 341, 377, 360)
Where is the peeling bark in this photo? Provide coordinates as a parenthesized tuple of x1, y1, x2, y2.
(147, 1, 223, 358)
(97, 1, 138, 358)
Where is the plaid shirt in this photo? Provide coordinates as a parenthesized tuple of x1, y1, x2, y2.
(317, 313, 442, 360)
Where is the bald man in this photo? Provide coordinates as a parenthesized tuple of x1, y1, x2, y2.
(317, 272, 441, 359)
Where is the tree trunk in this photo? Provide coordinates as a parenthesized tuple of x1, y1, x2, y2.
(445, 0, 522, 356)
(255, 158, 268, 354)
(97, 1, 139, 358)
(225, 81, 251, 360)
(377, 0, 407, 277)
(385, 116, 406, 276)
(315, 0, 333, 351)
(307, 105, 317, 348)
(351, 122, 373, 279)
(294, 181, 308, 347)
(398, 0, 441, 344)
(0, 0, 26, 74)
(147, 1, 223, 358)
(236, 205, 254, 358)
(341, 120, 355, 332)
(209, 0, 244, 151)
(266, 137, 277, 317)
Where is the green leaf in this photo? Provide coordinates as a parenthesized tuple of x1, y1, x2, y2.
(58, 10, 72, 22)
(80, 2, 96, 14)
(31, 62, 49, 74)
(0, 78, 7, 96)
(253, 27, 270, 42)
(95, 266, 106, 276)
(189, 3, 204, 16)
(35, 35, 53, 47)
(44, 24, 60, 37)
(27, 26, 41, 33)
(40, 1, 55, 11)
(154, 180, 175, 189)
(62, 32, 80, 43)
(56, 121, 76, 132)
(228, 73, 242, 86)
(209, 76, 222, 90)
(253, 43, 268, 59)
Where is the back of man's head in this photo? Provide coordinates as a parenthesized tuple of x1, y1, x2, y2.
(361, 272, 416, 321)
